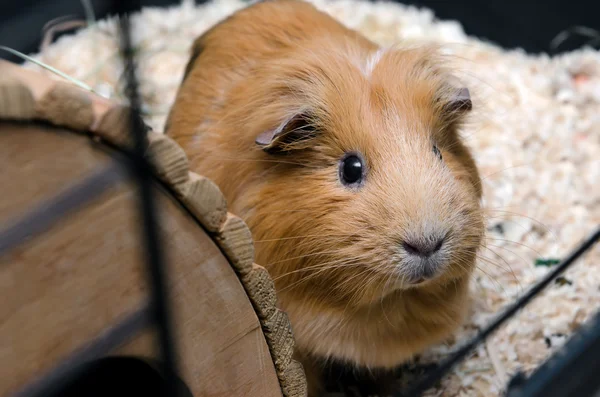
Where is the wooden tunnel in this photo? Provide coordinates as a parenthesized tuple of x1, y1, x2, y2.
(0, 60, 307, 397)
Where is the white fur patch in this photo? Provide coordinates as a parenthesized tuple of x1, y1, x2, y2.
(363, 48, 386, 77)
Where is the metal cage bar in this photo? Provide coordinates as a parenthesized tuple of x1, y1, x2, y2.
(505, 308, 600, 397)
(112, 1, 181, 394)
(1, 1, 181, 396)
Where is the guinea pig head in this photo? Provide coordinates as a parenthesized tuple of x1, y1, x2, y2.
(234, 43, 484, 310)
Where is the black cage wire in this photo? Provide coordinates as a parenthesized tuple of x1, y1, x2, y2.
(0, 1, 599, 396)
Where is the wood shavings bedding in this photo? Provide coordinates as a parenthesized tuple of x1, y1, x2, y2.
(21, 0, 600, 395)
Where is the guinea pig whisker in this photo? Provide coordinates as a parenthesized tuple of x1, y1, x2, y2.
(481, 205, 522, 210)
(480, 161, 538, 182)
(336, 263, 384, 293)
(479, 246, 523, 290)
(337, 263, 381, 291)
(379, 272, 400, 329)
(366, 272, 390, 311)
(275, 270, 339, 294)
(345, 277, 373, 312)
(449, 255, 469, 273)
(342, 267, 382, 315)
(192, 153, 322, 169)
(483, 242, 534, 269)
(483, 209, 558, 243)
(264, 249, 350, 266)
(474, 255, 518, 294)
(254, 232, 365, 243)
(266, 238, 377, 265)
(483, 215, 536, 237)
(253, 209, 316, 215)
(483, 215, 544, 235)
(481, 240, 525, 270)
(274, 256, 367, 284)
(365, 267, 397, 312)
(276, 260, 366, 295)
(476, 248, 516, 276)
(484, 237, 544, 257)
(450, 255, 489, 295)
(272, 260, 362, 281)
(472, 261, 509, 295)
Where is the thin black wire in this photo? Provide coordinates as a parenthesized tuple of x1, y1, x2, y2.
(113, 1, 181, 395)
(505, 308, 600, 397)
(397, 226, 600, 397)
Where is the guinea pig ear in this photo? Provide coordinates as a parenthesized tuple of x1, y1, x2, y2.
(444, 87, 472, 113)
(255, 112, 317, 154)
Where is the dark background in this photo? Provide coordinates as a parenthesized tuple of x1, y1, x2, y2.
(0, 0, 599, 64)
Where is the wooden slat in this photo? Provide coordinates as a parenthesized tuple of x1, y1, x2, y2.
(0, 122, 282, 397)
(0, 123, 115, 218)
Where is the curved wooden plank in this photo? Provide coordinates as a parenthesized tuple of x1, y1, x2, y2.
(0, 122, 282, 397)
(0, 58, 307, 397)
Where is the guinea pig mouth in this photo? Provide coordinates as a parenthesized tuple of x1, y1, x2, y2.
(401, 255, 447, 285)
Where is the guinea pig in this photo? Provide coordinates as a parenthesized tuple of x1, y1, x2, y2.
(165, 0, 485, 394)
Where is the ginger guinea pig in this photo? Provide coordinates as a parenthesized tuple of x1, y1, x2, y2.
(166, 0, 484, 394)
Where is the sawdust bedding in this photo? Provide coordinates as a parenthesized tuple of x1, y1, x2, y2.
(21, 0, 600, 395)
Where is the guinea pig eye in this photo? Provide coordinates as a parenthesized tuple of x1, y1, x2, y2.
(433, 145, 442, 160)
(340, 154, 363, 186)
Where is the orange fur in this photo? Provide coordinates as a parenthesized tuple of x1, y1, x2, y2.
(166, 0, 484, 395)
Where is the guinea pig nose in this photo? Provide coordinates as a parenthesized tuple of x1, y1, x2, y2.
(402, 237, 444, 257)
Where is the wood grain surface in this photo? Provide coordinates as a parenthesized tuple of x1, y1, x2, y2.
(0, 121, 282, 397)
